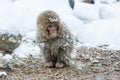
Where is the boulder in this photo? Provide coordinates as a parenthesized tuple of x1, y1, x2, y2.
(83, 0, 94, 4)
(0, 32, 22, 55)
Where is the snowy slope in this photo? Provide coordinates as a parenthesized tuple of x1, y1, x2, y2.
(0, 0, 120, 58)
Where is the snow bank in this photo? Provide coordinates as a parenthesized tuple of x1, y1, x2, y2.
(0, 72, 7, 78)
(100, 3, 120, 19)
(0, 0, 120, 59)
(77, 18, 120, 49)
(73, 0, 100, 23)
(13, 39, 40, 58)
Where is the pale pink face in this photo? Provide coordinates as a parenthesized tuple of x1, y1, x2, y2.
(47, 24, 58, 38)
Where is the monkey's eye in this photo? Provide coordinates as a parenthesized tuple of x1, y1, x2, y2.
(47, 24, 58, 29)
(47, 25, 52, 28)
(54, 24, 58, 28)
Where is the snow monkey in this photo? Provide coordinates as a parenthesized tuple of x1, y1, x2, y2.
(37, 10, 74, 68)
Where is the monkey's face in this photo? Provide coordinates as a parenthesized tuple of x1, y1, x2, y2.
(47, 23, 58, 39)
(37, 10, 63, 39)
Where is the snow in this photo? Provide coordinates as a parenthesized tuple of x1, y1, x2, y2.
(13, 39, 40, 58)
(0, 72, 7, 77)
(78, 18, 120, 49)
(99, 3, 120, 19)
(0, 25, 21, 36)
(73, 0, 100, 23)
(0, 0, 120, 58)
(49, 18, 58, 23)
(2, 54, 13, 62)
(94, 0, 119, 4)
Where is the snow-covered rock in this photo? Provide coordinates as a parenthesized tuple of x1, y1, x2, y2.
(13, 39, 40, 58)
(72, 0, 99, 23)
(100, 3, 120, 19)
(0, 54, 25, 71)
(77, 18, 120, 50)
(0, 25, 22, 54)
(0, 72, 7, 78)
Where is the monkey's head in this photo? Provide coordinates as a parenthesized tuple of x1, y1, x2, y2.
(37, 10, 62, 39)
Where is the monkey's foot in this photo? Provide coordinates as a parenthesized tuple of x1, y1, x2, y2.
(44, 61, 54, 68)
(55, 62, 66, 69)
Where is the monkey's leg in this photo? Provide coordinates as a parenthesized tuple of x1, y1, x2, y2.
(55, 48, 68, 68)
(43, 43, 54, 68)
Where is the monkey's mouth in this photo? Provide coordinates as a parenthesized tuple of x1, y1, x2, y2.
(51, 30, 56, 33)
(49, 32, 57, 38)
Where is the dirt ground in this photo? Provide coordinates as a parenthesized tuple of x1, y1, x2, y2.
(0, 46, 120, 80)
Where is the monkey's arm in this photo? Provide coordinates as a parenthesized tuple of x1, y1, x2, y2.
(59, 25, 74, 51)
(58, 36, 73, 52)
(51, 28, 74, 54)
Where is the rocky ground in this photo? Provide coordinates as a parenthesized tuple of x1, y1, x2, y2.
(0, 46, 120, 80)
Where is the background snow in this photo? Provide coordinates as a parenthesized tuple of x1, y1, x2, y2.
(0, 71, 7, 77)
(73, 0, 100, 23)
(0, 0, 120, 57)
(78, 18, 120, 49)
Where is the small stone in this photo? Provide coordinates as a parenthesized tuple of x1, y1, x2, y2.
(83, 54, 90, 60)
(102, 59, 111, 66)
(91, 59, 100, 63)
(91, 67, 100, 73)
(76, 61, 86, 69)
(114, 67, 120, 71)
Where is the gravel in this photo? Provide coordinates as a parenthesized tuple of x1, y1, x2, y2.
(0, 46, 120, 80)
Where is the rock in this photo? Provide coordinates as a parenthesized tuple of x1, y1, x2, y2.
(0, 53, 3, 57)
(114, 62, 120, 71)
(0, 33, 22, 55)
(102, 59, 111, 66)
(75, 61, 86, 69)
(95, 75, 106, 80)
(0, 54, 25, 71)
(82, 53, 91, 60)
(91, 67, 100, 73)
(114, 67, 120, 71)
(68, 0, 75, 9)
(82, 0, 94, 4)
(0, 57, 7, 68)
(91, 59, 100, 63)
(0, 72, 7, 78)
(8, 55, 25, 70)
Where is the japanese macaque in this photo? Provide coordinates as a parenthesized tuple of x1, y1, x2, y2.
(37, 10, 74, 68)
